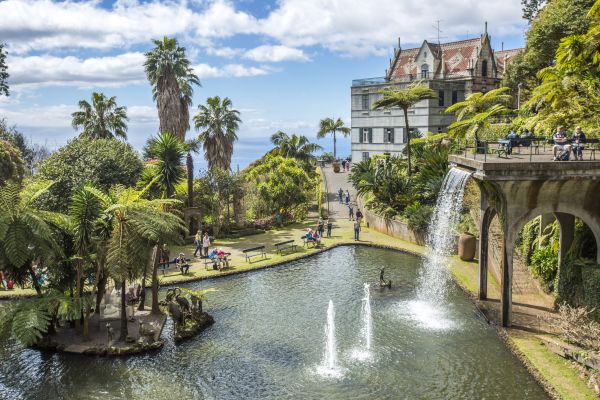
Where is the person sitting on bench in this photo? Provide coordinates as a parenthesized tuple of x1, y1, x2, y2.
(553, 126, 572, 161)
(208, 248, 220, 270)
(217, 248, 229, 270)
(572, 126, 586, 161)
(176, 253, 190, 274)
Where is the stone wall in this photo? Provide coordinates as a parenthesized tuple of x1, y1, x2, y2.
(357, 197, 425, 245)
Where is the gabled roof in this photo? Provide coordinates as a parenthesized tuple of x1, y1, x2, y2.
(495, 48, 523, 75)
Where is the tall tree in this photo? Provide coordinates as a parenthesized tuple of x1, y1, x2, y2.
(71, 92, 128, 140)
(87, 185, 184, 340)
(317, 117, 350, 160)
(372, 82, 437, 175)
(522, 0, 547, 23)
(194, 96, 241, 171)
(270, 131, 322, 163)
(0, 43, 8, 97)
(144, 37, 200, 141)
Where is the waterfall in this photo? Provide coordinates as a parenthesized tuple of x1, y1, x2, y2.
(361, 283, 372, 350)
(417, 167, 471, 303)
(322, 300, 338, 371)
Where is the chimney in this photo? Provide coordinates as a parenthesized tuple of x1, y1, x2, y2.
(501, 41, 504, 51)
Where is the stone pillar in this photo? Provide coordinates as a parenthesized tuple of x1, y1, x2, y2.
(478, 208, 493, 300)
(500, 231, 514, 327)
(554, 213, 575, 270)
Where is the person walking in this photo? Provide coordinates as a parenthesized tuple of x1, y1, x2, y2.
(338, 188, 344, 204)
(346, 159, 351, 171)
(193, 230, 202, 257)
(341, 159, 346, 171)
(348, 204, 354, 221)
(317, 217, 324, 237)
(326, 219, 332, 237)
(202, 232, 211, 258)
(353, 220, 360, 241)
(355, 209, 363, 230)
(345, 190, 350, 205)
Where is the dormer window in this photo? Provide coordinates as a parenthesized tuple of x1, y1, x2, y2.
(421, 64, 429, 79)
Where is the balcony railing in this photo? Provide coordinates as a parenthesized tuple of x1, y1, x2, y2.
(351, 77, 388, 86)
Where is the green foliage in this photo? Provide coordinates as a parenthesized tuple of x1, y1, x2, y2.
(10, 300, 52, 346)
(530, 246, 559, 283)
(71, 92, 128, 140)
(270, 131, 322, 166)
(142, 132, 187, 198)
(0, 139, 24, 185)
(503, 0, 595, 97)
(402, 202, 433, 233)
(244, 155, 315, 218)
(519, 216, 541, 264)
(581, 262, 600, 320)
(34, 137, 143, 212)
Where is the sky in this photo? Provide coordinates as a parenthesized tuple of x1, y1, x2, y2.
(0, 0, 528, 170)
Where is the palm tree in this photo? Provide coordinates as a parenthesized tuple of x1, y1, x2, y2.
(0, 181, 65, 296)
(71, 92, 128, 140)
(87, 185, 184, 340)
(143, 132, 188, 199)
(447, 104, 510, 142)
(144, 37, 200, 141)
(194, 96, 241, 171)
(270, 131, 322, 162)
(317, 117, 350, 160)
(372, 82, 437, 175)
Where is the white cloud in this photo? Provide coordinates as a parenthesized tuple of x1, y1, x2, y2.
(205, 46, 243, 58)
(244, 45, 310, 62)
(0, 104, 77, 128)
(8, 53, 147, 88)
(193, 63, 273, 79)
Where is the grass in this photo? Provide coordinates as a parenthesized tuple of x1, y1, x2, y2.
(509, 330, 597, 400)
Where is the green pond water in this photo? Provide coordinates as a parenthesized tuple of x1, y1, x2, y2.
(0, 246, 547, 399)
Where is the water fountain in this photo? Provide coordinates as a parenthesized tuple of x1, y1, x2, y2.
(317, 300, 343, 377)
(418, 167, 471, 302)
(403, 167, 471, 330)
(361, 283, 372, 351)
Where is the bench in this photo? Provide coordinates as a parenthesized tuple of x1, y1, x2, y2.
(547, 138, 599, 160)
(204, 252, 232, 271)
(274, 240, 297, 254)
(303, 236, 316, 248)
(158, 257, 191, 275)
(242, 246, 266, 263)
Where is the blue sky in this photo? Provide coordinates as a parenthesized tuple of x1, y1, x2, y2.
(0, 0, 527, 169)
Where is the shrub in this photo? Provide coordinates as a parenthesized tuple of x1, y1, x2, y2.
(556, 303, 600, 351)
(402, 202, 433, 233)
(530, 246, 559, 284)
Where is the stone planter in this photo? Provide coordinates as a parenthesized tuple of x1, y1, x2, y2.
(332, 162, 341, 173)
(458, 232, 476, 261)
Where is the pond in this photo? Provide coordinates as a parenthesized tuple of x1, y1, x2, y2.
(0, 246, 547, 399)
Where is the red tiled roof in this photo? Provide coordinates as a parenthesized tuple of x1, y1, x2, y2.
(495, 48, 523, 75)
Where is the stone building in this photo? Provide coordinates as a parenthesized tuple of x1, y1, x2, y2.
(350, 27, 521, 162)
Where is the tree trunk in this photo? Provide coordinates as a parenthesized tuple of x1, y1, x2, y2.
(333, 131, 337, 160)
(83, 306, 90, 341)
(403, 108, 412, 176)
(28, 265, 42, 296)
(95, 270, 107, 315)
(138, 259, 148, 312)
(119, 280, 128, 342)
(151, 245, 162, 315)
(187, 152, 194, 207)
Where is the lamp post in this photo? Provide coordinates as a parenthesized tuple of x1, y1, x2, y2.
(517, 82, 523, 110)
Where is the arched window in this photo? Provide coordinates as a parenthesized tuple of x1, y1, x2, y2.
(421, 64, 429, 79)
(482, 60, 488, 77)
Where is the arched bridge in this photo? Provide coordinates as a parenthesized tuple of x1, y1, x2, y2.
(449, 153, 600, 327)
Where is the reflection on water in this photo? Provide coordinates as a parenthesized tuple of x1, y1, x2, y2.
(0, 246, 547, 400)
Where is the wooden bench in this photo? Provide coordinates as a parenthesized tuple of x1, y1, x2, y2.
(547, 138, 599, 160)
(159, 257, 191, 275)
(274, 240, 297, 254)
(242, 246, 266, 263)
(204, 252, 232, 271)
(303, 237, 316, 248)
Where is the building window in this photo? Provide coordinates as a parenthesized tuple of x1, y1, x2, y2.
(482, 60, 488, 77)
(438, 90, 445, 107)
(437, 126, 443, 133)
(361, 94, 369, 110)
(452, 90, 458, 104)
(421, 64, 429, 79)
(362, 152, 369, 161)
(384, 128, 394, 143)
(359, 128, 372, 143)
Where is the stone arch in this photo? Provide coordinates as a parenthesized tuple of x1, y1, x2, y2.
(477, 206, 497, 300)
